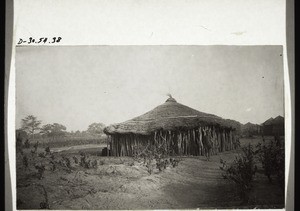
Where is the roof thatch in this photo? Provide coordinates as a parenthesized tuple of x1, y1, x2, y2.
(262, 116, 284, 126)
(262, 117, 274, 126)
(104, 97, 241, 135)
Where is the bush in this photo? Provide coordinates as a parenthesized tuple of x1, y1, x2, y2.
(256, 139, 285, 189)
(79, 153, 93, 169)
(134, 141, 180, 174)
(220, 144, 257, 204)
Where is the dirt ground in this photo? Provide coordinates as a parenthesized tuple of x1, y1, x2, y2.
(16, 137, 284, 210)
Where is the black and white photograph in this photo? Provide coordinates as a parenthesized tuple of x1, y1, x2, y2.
(7, 0, 293, 210)
(15, 45, 285, 209)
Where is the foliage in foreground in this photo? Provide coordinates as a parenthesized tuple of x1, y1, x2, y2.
(255, 139, 285, 190)
(220, 144, 257, 204)
(133, 142, 181, 174)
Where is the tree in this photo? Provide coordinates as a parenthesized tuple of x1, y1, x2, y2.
(87, 123, 106, 135)
(51, 123, 67, 137)
(40, 123, 67, 137)
(40, 124, 53, 137)
(21, 115, 42, 138)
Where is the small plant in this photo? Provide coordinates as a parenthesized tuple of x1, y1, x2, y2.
(36, 184, 50, 209)
(61, 156, 72, 169)
(79, 153, 92, 169)
(220, 144, 257, 205)
(170, 158, 180, 167)
(133, 140, 181, 174)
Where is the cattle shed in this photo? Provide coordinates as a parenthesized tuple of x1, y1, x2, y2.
(103, 97, 241, 157)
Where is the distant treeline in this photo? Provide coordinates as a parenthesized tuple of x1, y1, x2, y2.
(17, 115, 107, 141)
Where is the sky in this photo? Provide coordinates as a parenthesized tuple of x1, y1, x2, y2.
(15, 45, 284, 131)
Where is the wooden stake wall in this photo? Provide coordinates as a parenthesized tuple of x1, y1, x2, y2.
(107, 125, 239, 157)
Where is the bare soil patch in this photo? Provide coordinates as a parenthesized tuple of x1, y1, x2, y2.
(16, 137, 284, 209)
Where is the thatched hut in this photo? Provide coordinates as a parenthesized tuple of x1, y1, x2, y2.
(262, 116, 284, 136)
(104, 97, 240, 157)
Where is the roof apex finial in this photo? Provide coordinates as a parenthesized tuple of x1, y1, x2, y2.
(166, 93, 177, 102)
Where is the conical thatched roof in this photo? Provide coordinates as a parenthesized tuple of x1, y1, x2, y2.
(104, 97, 240, 135)
(262, 117, 274, 125)
(262, 116, 284, 126)
(272, 115, 284, 125)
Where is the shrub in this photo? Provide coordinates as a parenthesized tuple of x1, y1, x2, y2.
(79, 153, 93, 169)
(60, 156, 72, 169)
(134, 141, 180, 174)
(170, 158, 180, 167)
(220, 144, 257, 204)
(256, 139, 285, 189)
